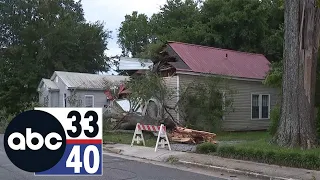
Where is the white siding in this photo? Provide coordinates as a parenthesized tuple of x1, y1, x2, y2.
(163, 76, 179, 122)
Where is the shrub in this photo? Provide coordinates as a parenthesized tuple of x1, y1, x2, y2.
(0, 109, 14, 133)
(268, 104, 280, 136)
(196, 142, 218, 154)
(0, 101, 40, 133)
(178, 77, 236, 132)
(217, 145, 320, 170)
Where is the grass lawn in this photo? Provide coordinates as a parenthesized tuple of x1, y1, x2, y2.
(216, 131, 270, 141)
(231, 139, 320, 153)
(216, 131, 320, 154)
(104, 130, 319, 153)
(103, 130, 270, 145)
(214, 131, 320, 170)
(103, 131, 157, 147)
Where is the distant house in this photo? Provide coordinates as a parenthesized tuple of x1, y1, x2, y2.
(37, 71, 129, 108)
(159, 41, 280, 131)
(118, 57, 153, 76)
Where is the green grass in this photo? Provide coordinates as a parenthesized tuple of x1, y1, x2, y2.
(229, 138, 320, 154)
(216, 131, 320, 157)
(103, 131, 157, 147)
(216, 139, 320, 170)
(103, 130, 271, 146)
(216, 131, 270, 141)
(104, 130, 320, 156)
(212, 131, 320, 170)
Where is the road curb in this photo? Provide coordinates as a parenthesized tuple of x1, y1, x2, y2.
(103, 147, 122, 154)
(103, 146, 297, 180)
(176, 160, 296, 180)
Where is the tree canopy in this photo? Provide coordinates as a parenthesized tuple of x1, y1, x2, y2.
(117, 11, 151, 57)
(0, 0, 110, 114)
(117, 0, 284, 62)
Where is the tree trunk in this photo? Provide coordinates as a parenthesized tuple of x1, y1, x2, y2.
(276, 0, 320, 149)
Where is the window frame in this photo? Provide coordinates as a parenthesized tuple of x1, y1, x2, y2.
(84, 95, 94, 107)
(222, 91, 226, 120)
(251, 93, 270, 120)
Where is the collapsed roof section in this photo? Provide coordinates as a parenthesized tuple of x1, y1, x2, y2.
(118, 57, 153, 70)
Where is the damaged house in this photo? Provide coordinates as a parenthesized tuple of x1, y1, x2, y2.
(156, 41, 279, 131)
(37, 41, 279, 133)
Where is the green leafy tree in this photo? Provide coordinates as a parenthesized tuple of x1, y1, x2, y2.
(200, 0, 284, 62)
(178, 77, 236, 132)
(149, 0, 204, 44)
(117, 11, 151, 57)
(0, 0, 110, 114)
(125, 71, 173, 113)
(264, 61, 283, 89)
(118, 0, 284, 63)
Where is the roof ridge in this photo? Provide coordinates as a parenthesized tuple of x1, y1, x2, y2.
(54, 71, 130, 77)
(167, 41, 266, 57)
(55, 71, 99, 75)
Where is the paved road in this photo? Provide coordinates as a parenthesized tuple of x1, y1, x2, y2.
(0, 134, 228, 180)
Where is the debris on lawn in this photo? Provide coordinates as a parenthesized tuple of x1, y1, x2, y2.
(104, 97, 177, 131)
(103, 83, 179, 131)
(169, 126, 217, 144)
(103, 84, 216, 145)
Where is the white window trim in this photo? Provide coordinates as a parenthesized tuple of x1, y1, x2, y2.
(251, 93, 270, 120)
(85, 95, 94, 107)
(222, 91, 226, 120)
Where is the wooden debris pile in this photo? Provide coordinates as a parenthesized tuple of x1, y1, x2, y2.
(168, 127, 217, 144)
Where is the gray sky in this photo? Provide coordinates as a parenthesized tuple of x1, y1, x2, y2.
(80, 0, 166, 57)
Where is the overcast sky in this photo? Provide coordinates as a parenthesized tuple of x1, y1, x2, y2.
(80, 0, 166, 57)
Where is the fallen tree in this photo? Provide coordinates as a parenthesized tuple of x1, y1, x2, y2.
(169, 126, 217, 144)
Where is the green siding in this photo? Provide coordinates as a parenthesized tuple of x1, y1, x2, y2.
(165, 74, 280, 131)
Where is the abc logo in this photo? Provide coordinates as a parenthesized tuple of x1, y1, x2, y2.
(8, 128, 62, 151)
(4, 110, 66, 173)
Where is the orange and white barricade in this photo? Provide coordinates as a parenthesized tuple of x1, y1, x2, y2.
(130, 123, 171, 152)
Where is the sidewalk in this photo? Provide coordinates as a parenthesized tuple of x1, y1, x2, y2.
(103, 143, 320, 180)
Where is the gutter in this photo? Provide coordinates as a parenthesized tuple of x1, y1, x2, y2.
(67, 87, 107, 91)
(176, 70, 265, 82)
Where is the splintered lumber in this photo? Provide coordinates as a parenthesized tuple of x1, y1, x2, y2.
(169, 127, 217, 144)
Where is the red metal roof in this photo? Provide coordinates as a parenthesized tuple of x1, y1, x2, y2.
(168, 42, 270, 80)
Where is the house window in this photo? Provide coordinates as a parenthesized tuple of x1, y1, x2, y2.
(63, 93, 67, 107)
(252, 95, 260, 119)
(261, 95, 269, 118)
(251, 94, 270, 119)
(85, 95, 94, 107)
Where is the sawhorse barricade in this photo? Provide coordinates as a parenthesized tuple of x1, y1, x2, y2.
(130, 123, 171, 152)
